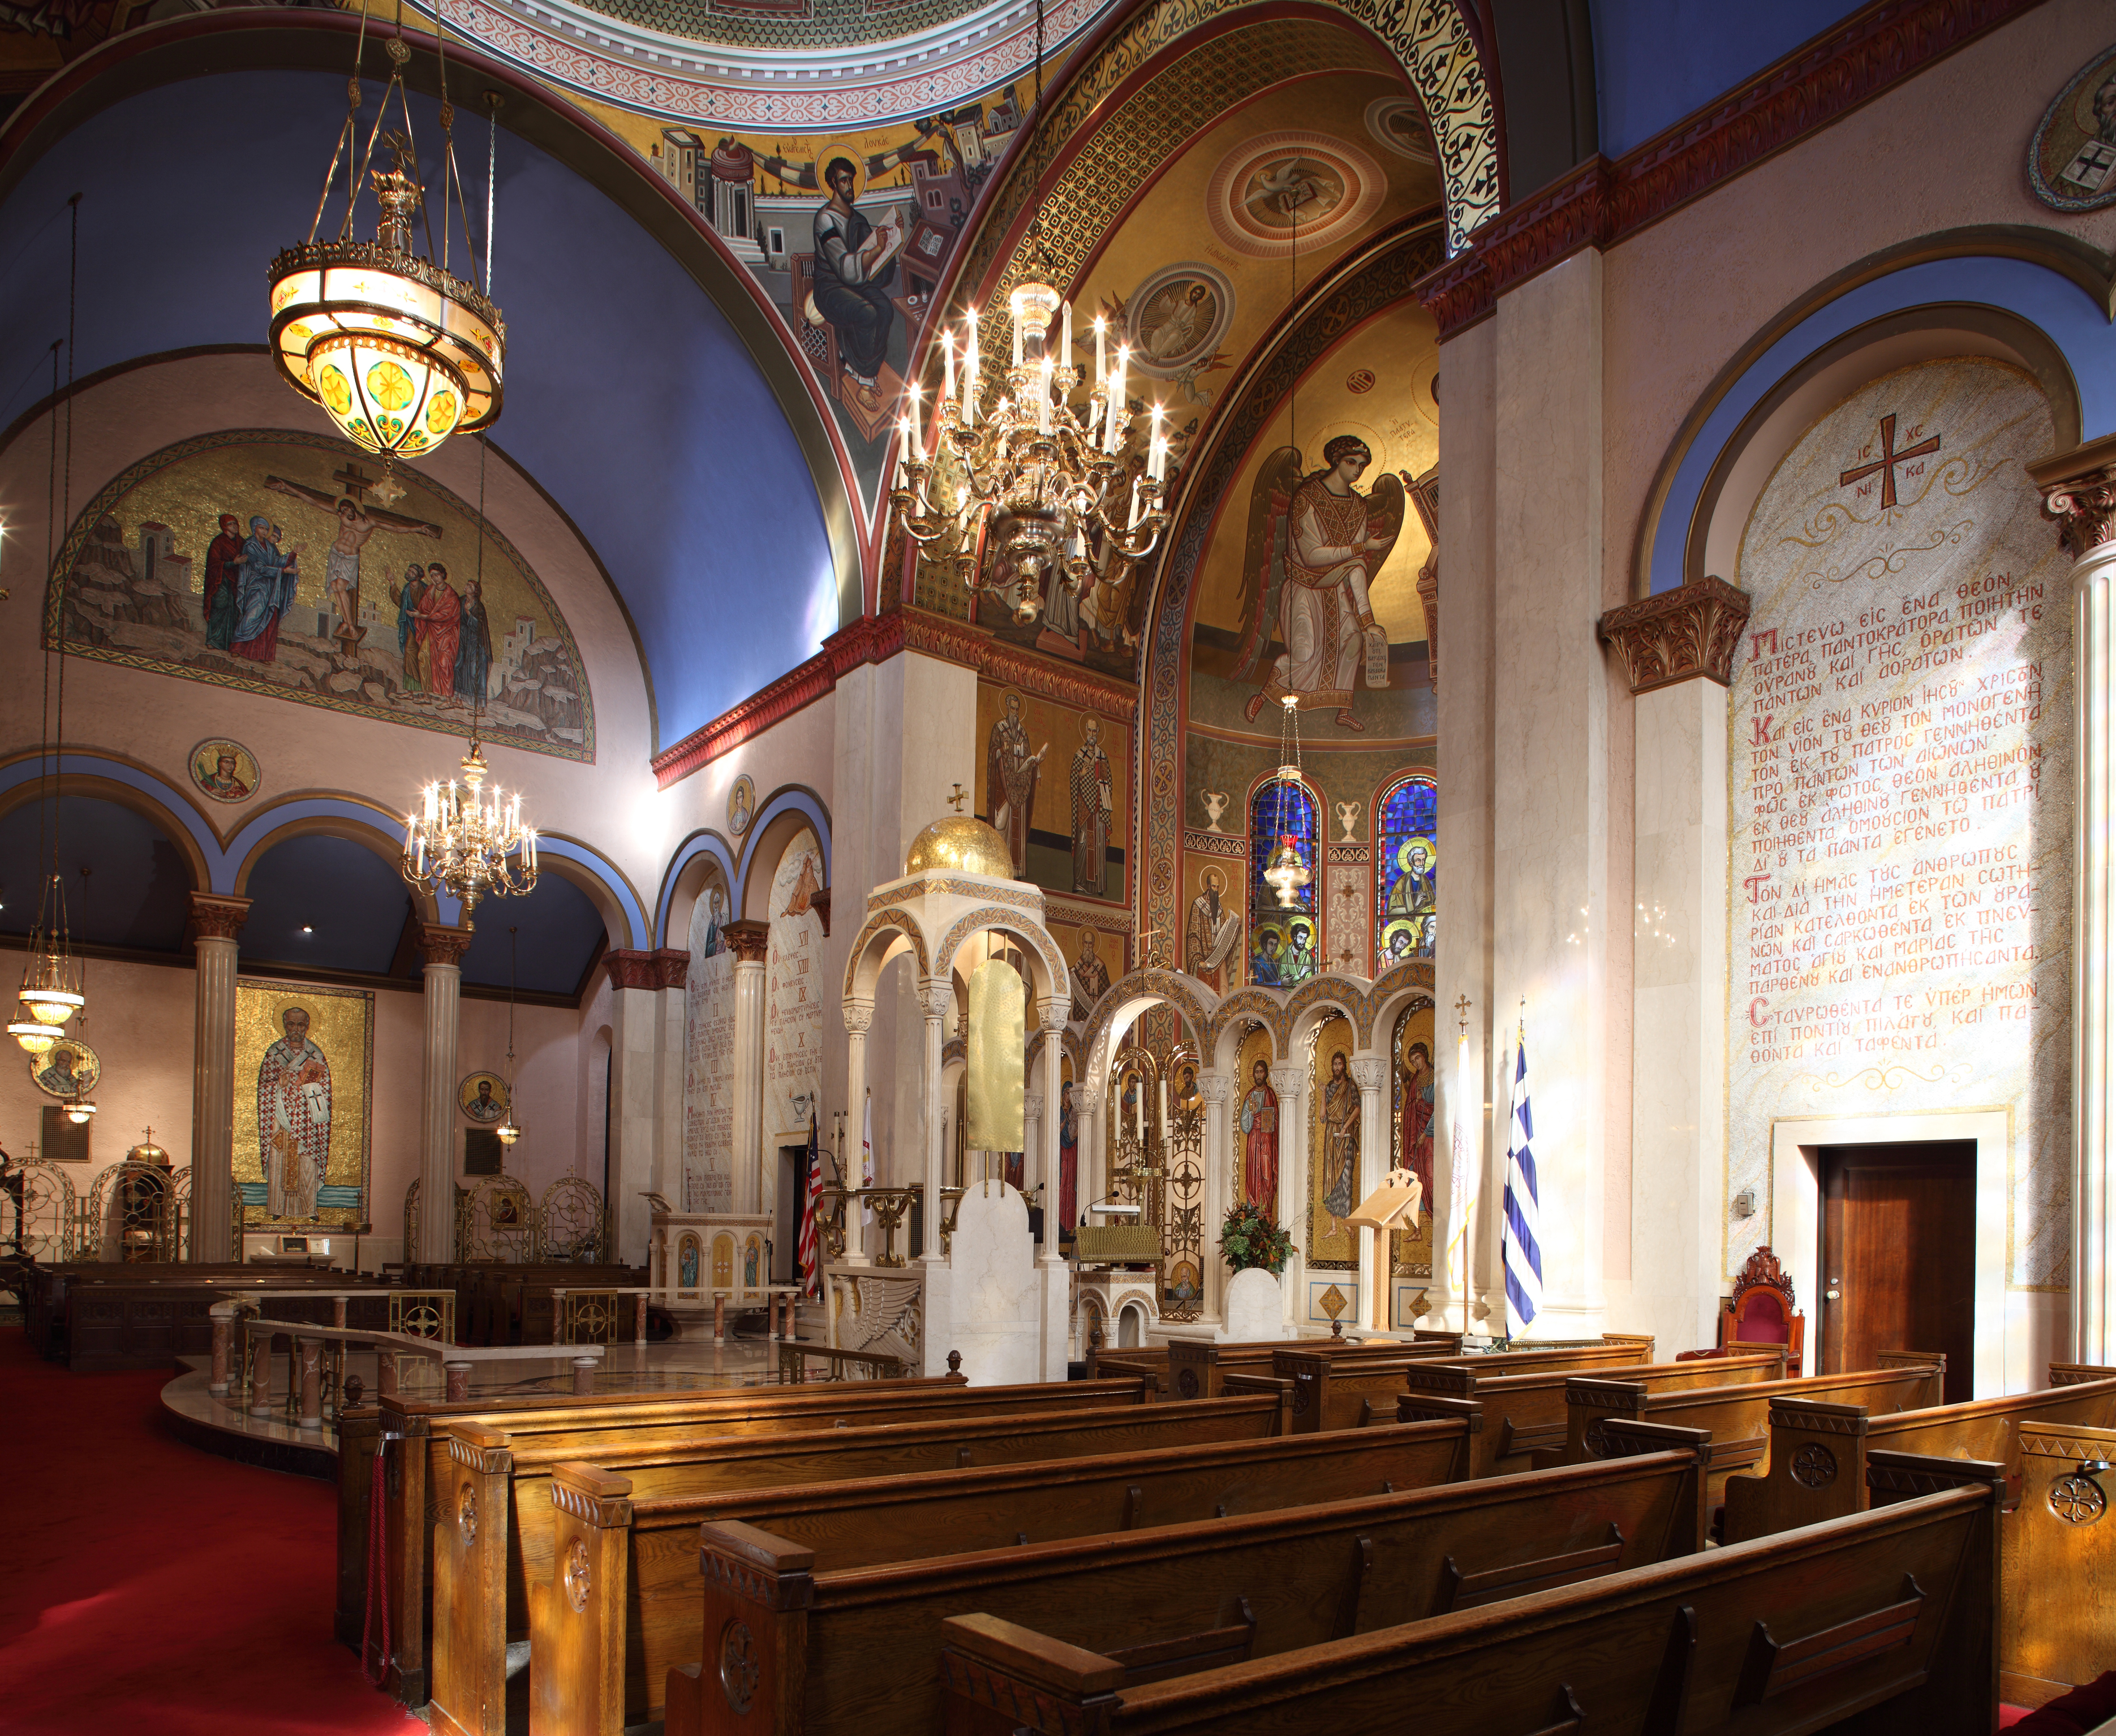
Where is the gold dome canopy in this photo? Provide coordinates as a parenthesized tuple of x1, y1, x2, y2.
(905, 813, 1017, 880)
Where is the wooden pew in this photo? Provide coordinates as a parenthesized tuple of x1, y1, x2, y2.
(345, 1373, 1142, 1704)
(431, 1395, 1292, 1736)
(1391, 1349, 1786, 1472)
(1281, 1342, 1762, 1440)
(1559, 1360, 1945, 1524)
(538, 1416, 1477, 1734)
(1721, 1372, 2116, 1543)
(936, 1476, 2002, 1736)
(1163, 1329, 1464, 1401)
(1090, 1351, 1169, 1397)
(660, 1445, 1709, 1736)
(1864, 1433, 2116, 1705)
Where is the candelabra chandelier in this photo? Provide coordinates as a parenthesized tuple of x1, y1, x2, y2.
(889, 0, 1170, 622)
(401, 733, 538, 928)
(1262, 694, 1313, 910)
(266, 0, 504, 469)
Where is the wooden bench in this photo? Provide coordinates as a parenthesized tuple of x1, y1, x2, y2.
(1162, 1330, 1465, 1401)
(1560, 1360, 1945, 1527)
(537, 1416, 1478, 1734)
(1721, 1370, 2116, 1543)
(345, 1373, 1142, 1703)
(936, 1475, 2001, 1736)
(1276, 1342, 1761, 1440)
(27, 1264, 390, 1368)
(660, 1445, 1709, 1736)
(1090, 1351, 1171, 1396)
(1390, 1349, 1786, 1473)
(430, 1394, 1291, 1736)
(1864, 1433, 2116, 1706)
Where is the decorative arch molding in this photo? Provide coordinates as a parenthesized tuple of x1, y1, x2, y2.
(734, 787, 832, 925)
(934, 906, 1070, 1014)
(515, 833, 648, 950)
(842, 904, 934, 1002)
(655, 829, 740, 949)
(1633, 232, 2114, 602)
(1136, 222, 1446, 979)
(0, 755, 213, 893)
(1079, 968, 1216, 1066)
(1069, 957, 1436, 1060)
(0, 7, 863, 630)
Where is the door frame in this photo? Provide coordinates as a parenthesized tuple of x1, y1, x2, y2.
(1768, 1108, 2009, 1397)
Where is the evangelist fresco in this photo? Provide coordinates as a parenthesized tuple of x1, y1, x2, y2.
(233, 978, 373, 1231)
(1233, 1022, 1278, 1212)
(47, 431, 593, 760)
(975, 682, 1130, 912)
(1305, 1011, 1357, 1274)
(1390, 998, 1435, 1279)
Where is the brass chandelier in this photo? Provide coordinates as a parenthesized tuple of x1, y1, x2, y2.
(889, 0, 1169, 621)
(267, 1, 504, 469)
(401, 734, 538, 928)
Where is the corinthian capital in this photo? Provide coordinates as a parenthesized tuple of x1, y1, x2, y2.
(1194, 1072, 1233, 1106)
(1596, 575, 1751, 695)
(2029, 433, 2116, 560)
(842, 998, 875, 1036)
(721, 919, 771, 963)
(187, 891, 251, 943)
(1269, 1063, 1305, 1101)
(418, 923, 473, 968)
(1349, 1056, 1389, 1093)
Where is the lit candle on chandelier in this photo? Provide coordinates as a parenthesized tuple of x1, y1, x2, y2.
(893, 418, 910, 489)
(907, 383, 926, 459)
(1106, 347, 1128, 453)
(1037, 360, 1052, 435)
(1093, 313, 1106, 386)
(1060, 298, 1072, 368)
(964, 307, 979, 425)
(1012, 306, 1023, 370)
(940, 329, 954, 407)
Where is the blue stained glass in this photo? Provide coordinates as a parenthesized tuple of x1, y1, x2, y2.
(1375, 776, 1437, 966)
(1248, 779, 1318, 987)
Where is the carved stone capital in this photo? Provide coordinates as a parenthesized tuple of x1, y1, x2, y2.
(1597, 575, 1752, 695)
(651, 947, 691, 990)
(1194, 1072, 1233, 1106)
(418, 923, 474, 968)
(1269, 1063, 1305, 1100)
(842, 998, 875, 1036)
(722, 919, 771, 963)
(602, 949, 660, 992)
(1022, 1092, 1043, 1120)
(2028, 434, 2116, 561)
(187, 891, 251, 943)
(918, 980, 955, 1021)
(1349, 1056, 1389, 1093)
(1072, 1083, 1103, 1113)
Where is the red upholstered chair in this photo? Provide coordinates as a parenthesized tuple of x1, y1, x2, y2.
(1714, 1244, 1805, 1371)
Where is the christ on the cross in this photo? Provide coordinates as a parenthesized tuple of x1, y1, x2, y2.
(263, 473, 443, 656)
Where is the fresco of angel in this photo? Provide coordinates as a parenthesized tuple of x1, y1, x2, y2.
(1233, 436, 1404, 733)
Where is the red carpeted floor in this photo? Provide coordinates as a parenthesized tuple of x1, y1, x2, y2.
(0, 1328, 422, 1735)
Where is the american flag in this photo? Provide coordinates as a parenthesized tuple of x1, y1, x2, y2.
(797, 1111, 823, 1300)
(1501, 1020, 1542, 1339)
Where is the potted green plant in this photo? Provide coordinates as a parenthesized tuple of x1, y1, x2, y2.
(1218, 1199, 1296, 1276)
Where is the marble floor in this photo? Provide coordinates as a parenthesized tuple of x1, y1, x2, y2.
(161, 1327, 787, 1468)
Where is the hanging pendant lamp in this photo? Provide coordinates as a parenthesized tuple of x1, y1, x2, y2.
(494, 924, 523, 1148)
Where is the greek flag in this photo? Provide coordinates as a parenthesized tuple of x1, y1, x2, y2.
(1502, 1024, 1542, 1338)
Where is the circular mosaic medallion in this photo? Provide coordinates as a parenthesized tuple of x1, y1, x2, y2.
(2028, 44, 2116, 214)
(1122, 263, 1235, 380)
(189, 738, 261, 804)
(720, 1619, 761, 1713)
(1790, 1443, 1838, 1489)
(1364, 95, 1437, 163)
(1205, 131, 1387, 261)
(2050, 1472, 2106, 1525)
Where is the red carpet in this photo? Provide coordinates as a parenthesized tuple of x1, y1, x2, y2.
(0, 1328, 420, 1735)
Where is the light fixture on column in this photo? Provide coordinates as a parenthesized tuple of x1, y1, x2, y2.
(1262, 695, 1312, 910)
(267, 2, 505, 472)
(496, 925, 522, 1148)
(888, 0, 1170, 622)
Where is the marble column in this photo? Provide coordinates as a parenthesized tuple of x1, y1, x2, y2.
(187, 892, 249, 1263)
(1036, 1006, 1067, 1263)
(1350, 1056, 1390, 1330)
(722, 921, 771, 1218)
(1270, 1062, 1308, 1327)
(1598, 578, 1749, 1358)
(917, 979, 951, 1260)
(1195, 1071, 1233, 1325)
(601, 949, 685, 1261)
(654, 948, 690, 1208)
(2034, 441, 2116, 1364)
(417, 924, 471, 1264)
(843, 997, 874, 1262)
(1073, 1081, 1104, 1226)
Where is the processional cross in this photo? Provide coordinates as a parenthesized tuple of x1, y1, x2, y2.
(1838, 414, 1939, 510)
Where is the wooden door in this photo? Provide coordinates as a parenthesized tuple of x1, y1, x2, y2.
(1818, 1142, 1975, 1402)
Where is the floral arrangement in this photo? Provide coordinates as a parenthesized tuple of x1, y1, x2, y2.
(1218, 1199, 1296, 1275)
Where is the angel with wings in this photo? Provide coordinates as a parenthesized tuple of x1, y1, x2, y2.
(1234, 436, 1403, 733)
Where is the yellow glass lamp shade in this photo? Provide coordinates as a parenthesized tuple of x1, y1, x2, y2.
(904, 815, 1016, 880)
(20, 986, 83, 1027)
(65, 1099, 97, 1126)
(1263, 834, 1311, 909)
(496, 1117, 521, 1147)
(8, 1019, 63, 1055)
(269, 241, 504, 461)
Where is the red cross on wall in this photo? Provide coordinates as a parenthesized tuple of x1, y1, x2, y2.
(1838, 415, 1939, 510)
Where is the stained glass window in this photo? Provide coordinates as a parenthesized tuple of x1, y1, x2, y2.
(1248, 778, 1318, 987)
(1375, 775, 1437, 967)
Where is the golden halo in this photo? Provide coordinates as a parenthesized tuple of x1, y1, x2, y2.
(814, 140, 867, 201)
(1395, 835, 1435, 874)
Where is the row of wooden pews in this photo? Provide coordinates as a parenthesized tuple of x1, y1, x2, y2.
(338, 1333, 2057, 1736)
(23, 1261, 392, 1368)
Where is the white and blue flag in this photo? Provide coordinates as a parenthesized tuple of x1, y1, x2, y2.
(1501, 1022, 1542, 1339)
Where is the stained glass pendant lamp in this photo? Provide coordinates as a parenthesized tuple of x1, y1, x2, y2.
(1263, 695, 1312, 910)
(268, 5, 504, 469)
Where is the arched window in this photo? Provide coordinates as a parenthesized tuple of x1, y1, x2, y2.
(1248, 777, 1319, 987)
(1375, 774, 1437, 966)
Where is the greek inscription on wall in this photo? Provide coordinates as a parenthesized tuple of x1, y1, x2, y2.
(1727, 359, 2072, 1289)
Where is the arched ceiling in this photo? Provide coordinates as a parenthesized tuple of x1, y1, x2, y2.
(0, 15, 854, 752)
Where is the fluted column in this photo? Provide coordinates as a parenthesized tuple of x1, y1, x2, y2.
(2035, 442, 2116, 1363)
(1270, 1062, 1308, 1327)
(1195, 1071, 1233, 1323)
(843, 997, 873, 1263)
(1037, 1003, 1067, 1263)
(1073, 1081, 1104, 1227)
(1350, 1056, 1390, 1331)
(417, 924, 471, 1263)
(188, 893, 250, 1262)
(918, 979, 951, 1265)
(722, 920, 771, 1218)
